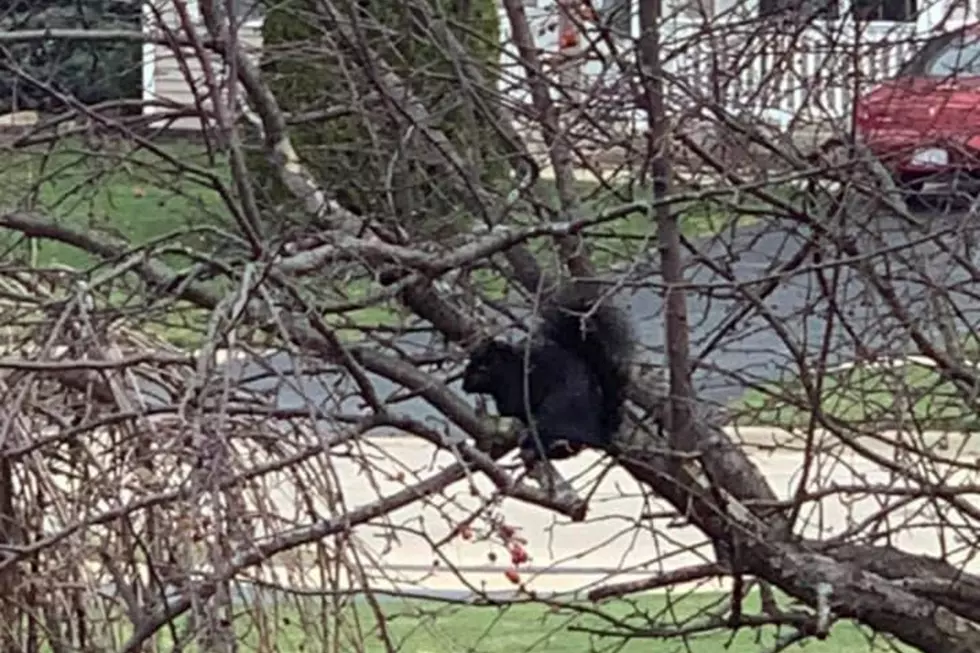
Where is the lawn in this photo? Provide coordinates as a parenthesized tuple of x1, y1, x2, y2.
(732, 358, 980, 432)
(0, 138, 230, 269)
(0, 137, 759, 350)
(87, 590, 913, 652)
(524, 176, 755, 269)
(0, 138, 233, 347)
(273, 592, 910, 653)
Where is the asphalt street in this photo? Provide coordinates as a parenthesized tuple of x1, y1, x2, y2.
(641, 200, 980, 403)
(215, 201, 980, 427)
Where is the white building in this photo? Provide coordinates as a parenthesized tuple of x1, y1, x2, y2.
(141, 0, 263, 131)
(140, 0, 980, 131)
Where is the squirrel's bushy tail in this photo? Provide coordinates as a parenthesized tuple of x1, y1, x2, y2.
(538, 283, 634, 437)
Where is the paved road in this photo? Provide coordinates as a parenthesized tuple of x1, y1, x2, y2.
(634, 201, 980, 404)
(213, 201, 980, 425)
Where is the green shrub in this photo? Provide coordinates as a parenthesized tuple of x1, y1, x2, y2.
(250, 0, 502, 238)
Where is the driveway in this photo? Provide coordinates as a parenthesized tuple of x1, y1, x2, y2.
(217, 203, 980, 423)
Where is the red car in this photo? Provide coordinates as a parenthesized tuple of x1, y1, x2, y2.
(855, 24, 980, 195)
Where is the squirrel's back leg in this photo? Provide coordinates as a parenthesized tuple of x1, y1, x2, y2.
(518, 428, 586, 466)
(516, 389, 608, 466)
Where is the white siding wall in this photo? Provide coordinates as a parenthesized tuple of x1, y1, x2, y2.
(143, 0, 972, 131)
(143, 0, 263, 131)
(498, 1, 937, 128)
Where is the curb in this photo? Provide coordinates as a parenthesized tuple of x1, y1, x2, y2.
(0, 344, 277, 367)
(825, 355, 980, 373)
(728, 424, 980, 456)
(206, 347, 279, 365)
(363, 426, 980, 458)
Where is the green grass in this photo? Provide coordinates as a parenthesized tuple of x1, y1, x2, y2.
(0, 138, 410, 347)
(248, 593, 909, 653)
(43, 591, 915, 652)
(732, 358, 980, 432)
(0, 139, 765, 350)
(527, 177, 757, 269)
(0, 139, 231, 269)
(0, 138, 233, 348)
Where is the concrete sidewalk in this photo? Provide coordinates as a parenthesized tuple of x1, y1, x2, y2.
(728, 424, 980, 456)
(225, 434, 980, 597)
(34, 418, 980, 598)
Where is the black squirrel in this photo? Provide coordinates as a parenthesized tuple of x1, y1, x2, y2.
(461, 285, 634, 467)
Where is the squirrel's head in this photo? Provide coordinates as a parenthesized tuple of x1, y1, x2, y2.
(461, 339, 518, 394)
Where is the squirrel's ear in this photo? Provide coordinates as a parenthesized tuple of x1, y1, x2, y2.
(469, 336, 513, 359)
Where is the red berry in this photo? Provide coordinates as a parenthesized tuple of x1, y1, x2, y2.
(510, 544, 529, 565)
(504, 567, 521, 585)
(559, 30, 579, 49)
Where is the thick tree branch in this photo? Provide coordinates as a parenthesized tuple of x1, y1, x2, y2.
(274, 209, 649, 276)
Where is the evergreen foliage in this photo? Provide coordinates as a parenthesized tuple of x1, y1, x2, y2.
(251, 0, 503, 237)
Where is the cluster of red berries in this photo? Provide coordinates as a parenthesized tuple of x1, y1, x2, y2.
(500, 523, 530, 585)
(454, 521, 531, 586)
(557, 0, 600, 49)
